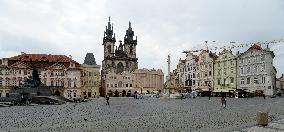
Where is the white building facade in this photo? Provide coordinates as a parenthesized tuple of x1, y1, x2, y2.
(184, 52, 198, 91)
(237, 44, 277, 96)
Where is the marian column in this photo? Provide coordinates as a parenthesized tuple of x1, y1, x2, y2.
(167, 54, 171, 81)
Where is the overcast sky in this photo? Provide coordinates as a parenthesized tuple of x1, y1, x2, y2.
(0, 0, 284, 77)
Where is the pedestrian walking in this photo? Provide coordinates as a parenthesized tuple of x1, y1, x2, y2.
(221, 95, 226, 108)
(106, 95, 110, 105)
(208, 87, 212, 101)
(181, 94, 184, 100)
(263, 94, 266, 99)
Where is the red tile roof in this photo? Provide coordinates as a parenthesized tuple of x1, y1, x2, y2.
(6, 53, 80, 68)
(249, 43, 262, 50)
(193, 55, 199, 61)
(8, 54, 76, 63)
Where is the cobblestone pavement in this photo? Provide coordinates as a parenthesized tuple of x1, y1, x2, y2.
(0, 97, 283, 132)
(236, 118, 284, 132)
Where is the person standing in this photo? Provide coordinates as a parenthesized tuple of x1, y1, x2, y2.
(106, 95, 110, 105)
(221, 95, 226, 108)
(208, 86, 212, 101)
(263, 94, 266, 99)
(181, 94, 184, 100)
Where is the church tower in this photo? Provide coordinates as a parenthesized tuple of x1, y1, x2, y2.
(124, 21, 137, 59)
(103, 17, 116, 59)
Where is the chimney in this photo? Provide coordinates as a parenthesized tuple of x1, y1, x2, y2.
(265, 44, 270, 51)
(21, 52, 26, 55)
(69, 55, 72, 59)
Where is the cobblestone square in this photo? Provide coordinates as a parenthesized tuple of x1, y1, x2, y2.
(0, 97, 283, 132)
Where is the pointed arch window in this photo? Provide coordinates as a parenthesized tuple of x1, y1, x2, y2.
(117, 62, 124, 74)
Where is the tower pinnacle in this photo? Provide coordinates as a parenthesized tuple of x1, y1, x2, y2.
(103, 17, 116, 42)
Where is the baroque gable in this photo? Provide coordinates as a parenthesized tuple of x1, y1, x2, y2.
(10, 62, 31, 69)
(46, 63, 66, 70)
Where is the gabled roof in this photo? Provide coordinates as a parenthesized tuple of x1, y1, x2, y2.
(238, 43, 274, 58)
(193, 55, 199, 62)
(45, 63, 66, 70)
(10, 61, 31, 69)
(249, 43, 262, 50)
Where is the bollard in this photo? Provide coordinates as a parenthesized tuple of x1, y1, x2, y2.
(257, 111, 268, 126)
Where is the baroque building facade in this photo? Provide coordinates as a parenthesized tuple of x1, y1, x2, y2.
(237, 44, 277, 96)
(0, 53, 82, 99)
(80, 53, 101, 98)
(101, 18, 138, 96)
(196, 50, 217, 95)
(174, 59, 185, 92)
(184, 52, 198, 92)
(277, 74, 284, 93)
(213, 49, 237, 94)
(133, 68, 164, 93)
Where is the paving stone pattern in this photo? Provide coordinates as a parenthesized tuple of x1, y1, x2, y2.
(0, 97, 283, 132)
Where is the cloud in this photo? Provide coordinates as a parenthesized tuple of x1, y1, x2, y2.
(0, 0, 284, 77)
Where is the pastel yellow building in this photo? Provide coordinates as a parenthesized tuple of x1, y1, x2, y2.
(214, 49, 237, 95)
(80, 53, 101, 98)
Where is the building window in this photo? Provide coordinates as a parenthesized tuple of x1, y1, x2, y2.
(68, 81, 71, 87)
(6, 92, 9, 97)
(73, 90, 77, 97)
(230, 77, 234, 83)
(261, 64, 265, 72)
(23, 70, 26, 75)
(241, 68, 244, 74)
(126, 84, 128, 87)
(241, 78, 245, 84)
(247, 67, 250, 73)
(13, 80, 17, 86)
(130, 84, 132, 87)
(218, 79, 220, 85)
(254, 77, 258, 84)
(262, 77, 266, 84)
(247, 77, 250, 84)
(254, 65, 257, 73)
(261, 55, 265, 61)
(0, 80, 2, 86)
(115, 84, 117, 87)
(67, 90, 71, 98)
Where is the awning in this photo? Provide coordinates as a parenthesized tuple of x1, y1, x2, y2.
(213, 89, 235, 93)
